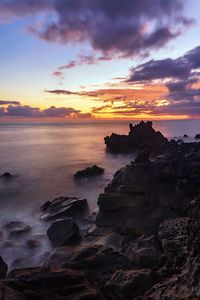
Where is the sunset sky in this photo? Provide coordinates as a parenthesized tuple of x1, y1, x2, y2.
(0, 0, 200, 120)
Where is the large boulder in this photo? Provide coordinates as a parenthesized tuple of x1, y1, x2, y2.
(63, 244, 132, 285)
(74, 165, 104, 178)
(47, 218, 80, 247)
(1, 267, 104, 300)
(40, 196, 88, 221)
(103, 269, 156, 300)
(104, 121, 169, 153)
(3, 221, 31, 238)
(1, 172, 13, 180)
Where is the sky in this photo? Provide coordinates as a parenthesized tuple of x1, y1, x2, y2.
(0, 0, 200, 120)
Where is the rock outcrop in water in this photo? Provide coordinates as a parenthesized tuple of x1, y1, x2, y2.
(104, 121, 169, 153)
(74, 165, 104, 178)
(3, 123, 200, 299)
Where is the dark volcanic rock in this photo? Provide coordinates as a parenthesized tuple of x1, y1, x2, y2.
(40, 196, 88, 221)
(104, 121, 169, 153)
(103, 269, 156, 300)
(195, 133, 200, 139)
(74, 165, 104, 178)
(47, 218, 80, 247)
(1, 172, 13, 180)
(3, 221, 31, 238)
(1, 267, 104, 300)
(0, 256, 7, 279)
(63, 244, 132, 286)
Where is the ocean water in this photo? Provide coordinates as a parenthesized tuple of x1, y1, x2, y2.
(1, 119, 200, 219)
(0, 119, 200, 268)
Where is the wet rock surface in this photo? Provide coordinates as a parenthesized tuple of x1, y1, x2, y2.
(3, 221, 32, 238)
(0, 267, 104, 300)
(74, 165, 104, 178)
(47, 218, 80, 247)
(40, 196, 88, 221)
(1, 172, 13, 180)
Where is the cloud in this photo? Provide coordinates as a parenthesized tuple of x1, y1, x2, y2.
(58, 54, 111, 70)
(1, 0, 192, 58)
(43, 106, 80, 117)
(45, 89, 77, 95)
(0, 100, 20, 105)
(0, 0, 51, 19)
(0, 104, 93, 119)
(6, 105, 42, 117)
(127, 45, 200, 102)
(52, 71, 63, 76)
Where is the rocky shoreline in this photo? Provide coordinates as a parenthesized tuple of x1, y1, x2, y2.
(1, 122, 200, 299)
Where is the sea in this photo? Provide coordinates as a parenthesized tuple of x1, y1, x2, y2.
(0, 119, 200, 267)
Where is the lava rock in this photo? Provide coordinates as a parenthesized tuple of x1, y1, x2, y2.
(104, 121, 169, 153)
(2, 267, 104, 300)
(195, 133, 200, 139)
(3, 221, 31, 238)
(40, 196, 88, 221)
(47, 218, 80, 247)
(74, 165, 104, 178)
(0, 256, 8, 279)
(103, 269, 156, 300)
(1, 172, 13, 180)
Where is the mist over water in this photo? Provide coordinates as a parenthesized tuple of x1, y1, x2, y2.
(1, 119, 200, 268)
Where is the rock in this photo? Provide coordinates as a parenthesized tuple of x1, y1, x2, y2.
(103, 269, 156, 300)
(1, 172, 13, 180)
(3, 221, 31, 238)
(104, 121, 169, 153)
(26, 239, 42, 249)
(95, 158, 179, 236)
(40, 196, 88, 221)
(183, 134, 188, 138)
(1, 267, 104, 300)
(74, 165, 104, 178)
(63, 244, 132, 285)
(123, 235, 161, 268)
(0, 256, 7, 279)
(47, 218, 80, 247)
(195, 133, 200, 139)
(48, 245, 81, 268)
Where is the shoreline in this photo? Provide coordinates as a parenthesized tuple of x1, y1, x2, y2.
(1, 122, 200, 299)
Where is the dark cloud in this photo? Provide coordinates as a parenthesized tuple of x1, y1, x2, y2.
(45, 89, 77, 95)
(1, 0, 191, 57)
(43, 106, 80, 117)
(0, 0, 50, 18)
(0, 104, 93, 119)
(6, 105, 42, 117)
(0, 100, 20, 105)
(127, 45, 200, 102)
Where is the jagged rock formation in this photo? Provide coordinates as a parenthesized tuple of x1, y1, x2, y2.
(104, 121, 169, 153)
